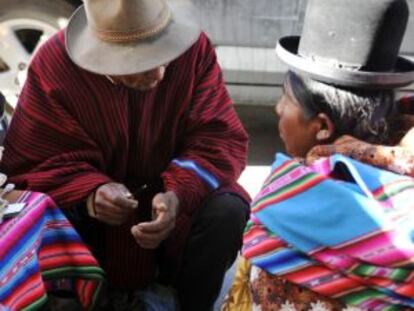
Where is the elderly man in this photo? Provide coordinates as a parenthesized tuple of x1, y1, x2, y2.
(0, 0, 249, 310)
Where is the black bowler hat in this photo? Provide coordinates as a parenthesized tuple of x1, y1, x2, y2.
(276, 0, 414, 88)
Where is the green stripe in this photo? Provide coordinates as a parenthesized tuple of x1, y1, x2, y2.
(243, 220, 254, 234)
(352, 264, 410, 282)
(341, 288, 384, 305)
(91, 281, 103, 310)
(352, 264, 375, 276)
(390, 268, 411, 282)
(382, 305, 401, 311)
(21, 294, 47, 311)
(376, 183, 414, 201)
(253, 173, 319, 210)
(265, 162, 301, 186)
(41, 266, 105, 279)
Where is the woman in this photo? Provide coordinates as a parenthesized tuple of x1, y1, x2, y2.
(277, 71, 398, 156)
(223, 0, 414, 308)
(223, 70, 414, 310)
(276, 71, 414, 172)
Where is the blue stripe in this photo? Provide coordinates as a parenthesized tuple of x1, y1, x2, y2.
(41, 229, 80, 245)
(0, 259, 39, 300)
(252, 248, 312, 274)
(172, 159, 220, 190)
(0, 218, 45, 280)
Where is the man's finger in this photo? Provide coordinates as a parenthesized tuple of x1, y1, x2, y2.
(95, 198, 125, 214)
(114, 196, 138, 210)
(101, 191, 138, 209)
(131, 226, 167, 249)
(131, 225, 171, 241)
(152, 193, 169, 210)
(94, 200, 131, 225)
(96, 212, 125, 225)
(97, 183, 137, 209)
(137, 212, 171, 233)
(136, 240, 160, 250)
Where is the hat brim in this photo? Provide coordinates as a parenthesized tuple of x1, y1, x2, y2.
(66, 1, 201, 75)
(276, 36, 414, 89)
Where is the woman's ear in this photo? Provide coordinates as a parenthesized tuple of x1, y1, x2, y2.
(314, 113, 335, 142)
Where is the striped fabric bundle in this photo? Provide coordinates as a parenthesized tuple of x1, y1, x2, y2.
(243, 153, 414, 310)
(0, 192, 104, 310)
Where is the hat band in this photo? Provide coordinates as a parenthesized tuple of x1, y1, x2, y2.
(93, 6, 172, 43)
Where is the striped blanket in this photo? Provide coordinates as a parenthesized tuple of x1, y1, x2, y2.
(243, 153, 414, 310)
(0, 191, 104, 310)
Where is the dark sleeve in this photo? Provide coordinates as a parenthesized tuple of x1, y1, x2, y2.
(1, 64, 111, 208)
(161, 34, 249, 214)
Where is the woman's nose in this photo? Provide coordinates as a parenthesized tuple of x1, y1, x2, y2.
(275, 99, 283, 116)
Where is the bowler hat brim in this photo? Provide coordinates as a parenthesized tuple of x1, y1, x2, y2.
(276, 36, 414, 89)
(66, 1, 201, 75)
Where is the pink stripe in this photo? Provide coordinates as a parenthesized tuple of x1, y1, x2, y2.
(340, 232, 414, 265)
(309, 158, 332, 175)
(313, 249, 357, 270)
(259, 166, 315, 197)
(0, 197, 46, 255)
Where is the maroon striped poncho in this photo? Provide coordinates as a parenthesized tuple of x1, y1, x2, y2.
(0, 30, 249, 288)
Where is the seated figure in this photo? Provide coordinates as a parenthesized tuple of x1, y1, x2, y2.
(223, 0, 414, 310)
(0, 0, 249, 310)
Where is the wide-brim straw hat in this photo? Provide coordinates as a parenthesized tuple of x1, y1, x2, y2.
(276, 0, 414, 89)
(66, 0, 201, 75)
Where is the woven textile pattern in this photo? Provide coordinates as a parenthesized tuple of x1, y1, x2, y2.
(243, 153, 414, 310)
(0, 192, 104, 310)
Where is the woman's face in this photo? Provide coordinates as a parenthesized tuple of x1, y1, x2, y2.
(275, 85, 319, 157)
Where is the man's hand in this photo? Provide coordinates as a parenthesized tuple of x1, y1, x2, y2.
(131, 191, 179, 249)
(91, 182, 138, 225)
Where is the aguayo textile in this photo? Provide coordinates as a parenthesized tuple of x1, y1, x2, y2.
(243, 153, 414, 310)
(0, 191, 104, 310)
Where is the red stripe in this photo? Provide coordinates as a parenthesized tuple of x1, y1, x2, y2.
(286, 265, 333, 283)
(395, 283, 414, 297)
(313, 277, 360, 296)
(5, 274, 45, 310)
(243, 238, 286, 259)
(75, 280, 97, 309)
(253, 175, 325, 212)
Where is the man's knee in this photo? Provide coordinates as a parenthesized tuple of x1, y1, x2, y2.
(197, 192, 249, 232)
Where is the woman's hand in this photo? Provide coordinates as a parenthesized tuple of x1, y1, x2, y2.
(131, 191, 179, 249)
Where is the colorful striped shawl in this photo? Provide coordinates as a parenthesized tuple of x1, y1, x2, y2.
(243, 153, 414, 310)
(0, 192, 104, 310)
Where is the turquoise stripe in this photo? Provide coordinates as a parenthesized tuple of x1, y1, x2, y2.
(172, 159, 220, 190)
